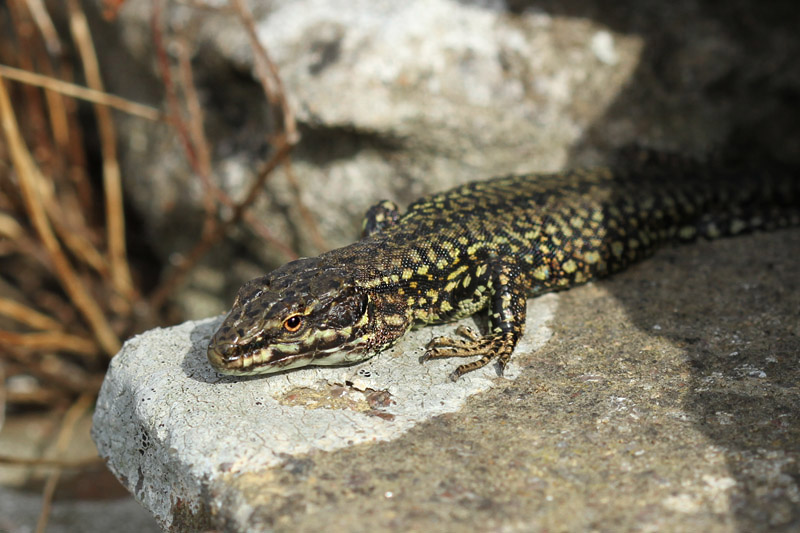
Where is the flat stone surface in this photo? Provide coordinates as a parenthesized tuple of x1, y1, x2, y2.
(92, 295, 558, 530)
(93, 228, 800, 532)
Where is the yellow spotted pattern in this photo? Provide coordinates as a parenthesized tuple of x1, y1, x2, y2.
(215, 149, 798, 380)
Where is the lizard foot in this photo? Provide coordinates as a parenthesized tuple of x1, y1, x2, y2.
(422, 327, 515, 381)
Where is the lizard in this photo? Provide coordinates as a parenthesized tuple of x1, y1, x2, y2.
(207, 149, 799, 381)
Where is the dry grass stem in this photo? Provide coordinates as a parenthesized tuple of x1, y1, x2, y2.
(0, 454, 102, 468)
(0, 64, 163, 121)
(176, 35, 216, 233)
(1, 0, 311, 413)
(0, 297, 62, 331)
(23, 0, 62, 55)
(35, 392, 95, 533)
(66, 0, 134, 304)
(0, 77, 121, 356)
(42, 194, 111, 278)
(0, 330, 97, 356)
(0, 211, 24, 239)
(41, 74, 71, 154)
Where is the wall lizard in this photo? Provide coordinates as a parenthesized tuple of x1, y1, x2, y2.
(207, 150, 799, 380)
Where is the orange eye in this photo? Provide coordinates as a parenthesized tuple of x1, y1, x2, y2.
(283, 315, 303, 332)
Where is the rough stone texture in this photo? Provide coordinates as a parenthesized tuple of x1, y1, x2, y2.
(92, 296, 557, 530)
(94, 229, 800, 532)
(79, 0, 800, 318)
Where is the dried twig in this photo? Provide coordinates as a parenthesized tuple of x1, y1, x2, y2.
(35, 392, 95, 533)
(0, 454, 102, 468)
(149, 137, 295, 309)
(147, 2, 302, 309)
(175, 39, 299, 257)
(24, 0, 62, 56)
(175, 35, 216, 238)
(0, 297, 62, 331)
(0, 77, 121, 356)
(229, 0, 327, 252)
(0, 330, 97, 357)
(228, 0, 297, 143)
(67, 0, 134, 304)
(42, 196, 111, 278)
(0, 64, 163, 121)
(151, 0, 198, 169)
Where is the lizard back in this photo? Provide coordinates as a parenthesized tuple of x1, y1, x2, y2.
(208, 151, 798, 379)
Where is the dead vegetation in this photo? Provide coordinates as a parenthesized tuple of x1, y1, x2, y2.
(0, 0, 315, 528)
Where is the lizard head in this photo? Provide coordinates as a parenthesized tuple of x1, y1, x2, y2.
(207, 257, 371, 375)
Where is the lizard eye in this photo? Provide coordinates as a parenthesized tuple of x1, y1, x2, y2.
(283, 314, 303, 332)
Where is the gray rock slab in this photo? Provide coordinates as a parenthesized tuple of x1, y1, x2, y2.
(92, 295, 558, 530)
(94, 229, 800, 532)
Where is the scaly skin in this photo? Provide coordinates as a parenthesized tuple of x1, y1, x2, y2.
(207, 150, 799, 380)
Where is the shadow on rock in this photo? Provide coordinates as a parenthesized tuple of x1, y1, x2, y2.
(183, 316, 253, 385)
(608, 230, 800, 530)
(537, 0, 800, 529)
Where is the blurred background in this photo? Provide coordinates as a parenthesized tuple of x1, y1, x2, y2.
(1, 0, 798, 531)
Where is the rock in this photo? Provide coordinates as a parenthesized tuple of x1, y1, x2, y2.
(95, 0, 638, 275)
(92, 228, 800, 531)
(91, 295, 558, 530)
(76, 0, 800, 317)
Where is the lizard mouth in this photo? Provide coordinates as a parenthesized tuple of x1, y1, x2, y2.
(206, 332, 373, 375)
(207, 342, 312, 375)
(206, 342, 248, 373)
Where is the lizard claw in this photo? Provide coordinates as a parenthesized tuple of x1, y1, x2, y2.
(421, 329, 516, 379)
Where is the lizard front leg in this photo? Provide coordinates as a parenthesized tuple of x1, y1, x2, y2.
(361, 200, 400, 237)
(423, 256, 528, 380)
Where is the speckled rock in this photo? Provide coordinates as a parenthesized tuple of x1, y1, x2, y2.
(92, 296, 557, 530)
